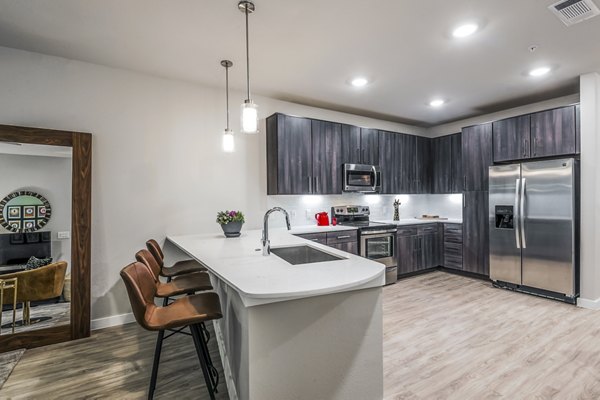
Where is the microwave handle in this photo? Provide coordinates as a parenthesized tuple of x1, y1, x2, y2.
(371, 165, 377, 191)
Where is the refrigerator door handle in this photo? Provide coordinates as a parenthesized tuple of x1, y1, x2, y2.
(515, 178, 521, 249)
(520, 178, 527, 249)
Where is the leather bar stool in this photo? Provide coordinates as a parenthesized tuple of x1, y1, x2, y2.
(135, 249, 212, 298)
(121, 262, 222, 400)
(146, 239, 206, 280)
(136, 248, 219, 389)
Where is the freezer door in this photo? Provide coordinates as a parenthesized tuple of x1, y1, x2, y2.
(489, 164, 522, 285)
(521, 158, 575, 296)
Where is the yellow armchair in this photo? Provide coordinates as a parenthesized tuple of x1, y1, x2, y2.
(0, 261, 67, 325)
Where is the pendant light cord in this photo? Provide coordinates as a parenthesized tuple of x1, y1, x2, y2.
(225, 64, 230, 130)
(245, 6, 251, 101)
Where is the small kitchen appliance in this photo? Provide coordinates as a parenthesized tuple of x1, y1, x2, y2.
(315, 212, 330, 226)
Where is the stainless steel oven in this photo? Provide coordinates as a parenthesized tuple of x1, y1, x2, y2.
(343, 164, 381, 193)
(360, 228, 397, 285)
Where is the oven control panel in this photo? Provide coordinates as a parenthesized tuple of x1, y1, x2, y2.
(332, 205, 370, 216)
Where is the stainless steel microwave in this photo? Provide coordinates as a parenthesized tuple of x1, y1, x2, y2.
(343, 164, 381, 193)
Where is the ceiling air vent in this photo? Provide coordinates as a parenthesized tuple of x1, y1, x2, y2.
(549, 0, 600, 26)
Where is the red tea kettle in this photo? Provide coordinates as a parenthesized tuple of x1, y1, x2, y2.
(315, 212, 330, 226)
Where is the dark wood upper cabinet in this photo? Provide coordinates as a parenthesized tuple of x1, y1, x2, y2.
(266, 113, 312, 195)
(530, 106, 576, 158)
(576, 104, 581, 155)
(493, 115, 531, 162)
(360, 128, 379, 165)
(431, 135, 452, 194)
(341, 124, 361, 164)
(462, 123, 493, 192)
(450, 133, 463, 193)
(462, 191, 489, 276)
(378, 131, 398, 194)
(397, 133, 417, 193)
(416, 136, 431, 194)
(311, 120, 343, 194)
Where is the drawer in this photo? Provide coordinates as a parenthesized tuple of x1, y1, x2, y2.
(295, 233, 327, 244)
(326, 230, 358, 245)
(396, 226, 418, 237)
(443, 224, 463, 244)
(417, 224, 440, 235)
(444, 255, 463, 270)
(444, 242, 462, 258)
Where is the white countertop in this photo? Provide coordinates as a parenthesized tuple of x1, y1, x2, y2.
(374, 218, 463, 225)
(168, 228, 384, 307)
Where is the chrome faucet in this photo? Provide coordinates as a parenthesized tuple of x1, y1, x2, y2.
(262, 207, 291, 256)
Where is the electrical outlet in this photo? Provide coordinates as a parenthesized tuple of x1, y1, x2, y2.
(57, 231, 70, 239)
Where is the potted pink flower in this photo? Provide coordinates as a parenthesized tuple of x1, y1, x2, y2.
(216, 210, 245, 238)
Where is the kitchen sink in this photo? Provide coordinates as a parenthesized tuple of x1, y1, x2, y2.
(271, 245, 346, 265)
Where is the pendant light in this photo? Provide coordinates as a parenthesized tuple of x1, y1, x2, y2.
(239, 0, 259, 134)
(221, 60, 235, 153)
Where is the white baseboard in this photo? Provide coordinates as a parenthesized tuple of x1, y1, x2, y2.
(91, 312, 135, 331)
(577, 297, 600, 310)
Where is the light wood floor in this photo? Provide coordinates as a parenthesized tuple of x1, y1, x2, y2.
(4, 271, 600, 399)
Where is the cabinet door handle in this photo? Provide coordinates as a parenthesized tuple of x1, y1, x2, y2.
(356, 148, 360, 161)
(463, 175, 466, 190)
(533, 137, 537, 156)
(311, 238, 320, 242)
(314, 177, 319, 193)
(337, 235, 351, 239)
(308, 176, 312, 193)
(524, 139, 529, 157)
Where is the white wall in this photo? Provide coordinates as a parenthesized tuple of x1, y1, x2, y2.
(0, 46, 429, 321)
(0, 153, 72, 266)
(578, 72, 600, 308)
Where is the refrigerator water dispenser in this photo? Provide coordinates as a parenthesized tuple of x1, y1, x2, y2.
(495, 205, 514, 229)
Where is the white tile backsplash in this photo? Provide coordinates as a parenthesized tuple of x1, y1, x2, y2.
(266, 193, 463, 228)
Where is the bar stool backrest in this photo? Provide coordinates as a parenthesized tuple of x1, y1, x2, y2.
(120, 262, 158, 331)
(146, 239, 165, 268)
(135, 249, 162, 282)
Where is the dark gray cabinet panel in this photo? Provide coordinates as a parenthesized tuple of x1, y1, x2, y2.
(416, 136, 431, 193)
(531, 106, 576, 158)
(450, 133, 463, 193)
(432, 135, 452, 194)
(341, 124, 361, 164)
(463, 191, 489, 276)
(420, 232, 441, 269)
(311, 120, 343, 194)
(378, 131, 398, 194)
(295, 232, 327, 245)
(325, 230, 358, 245)
(397, 234, 417, 275)
(328, 241, 358, 255)
(576, 104, 581, 154)
(360, 128, 379, 165)
(492, 115, 531, 162)
(462, 123, 493, 192)
(266, 114, 312, 194)
(396, 134, 417, 193)
(443, 223, 463, 270)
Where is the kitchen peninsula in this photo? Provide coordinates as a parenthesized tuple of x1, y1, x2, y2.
(168, 227, 385, 400)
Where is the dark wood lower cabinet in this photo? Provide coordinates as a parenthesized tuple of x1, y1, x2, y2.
(396, 224, 442, 275)
(397, 234, 417, 274)
(327, 241, 358, 255)
(443, 223, 463, 270)
(463, 191, 489, 276)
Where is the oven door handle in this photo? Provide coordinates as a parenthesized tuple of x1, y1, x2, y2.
(362, 229, 397, 235)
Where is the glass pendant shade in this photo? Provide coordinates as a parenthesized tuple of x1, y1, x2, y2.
(222, 129, 235, 153)
(241, 100, 258, 134)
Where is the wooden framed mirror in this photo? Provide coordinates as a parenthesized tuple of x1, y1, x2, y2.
(0, 124, 91, 352)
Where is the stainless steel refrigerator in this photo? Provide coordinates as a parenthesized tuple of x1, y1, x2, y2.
(489, 158, 579, 302)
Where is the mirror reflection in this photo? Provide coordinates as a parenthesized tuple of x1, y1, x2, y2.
(0, 143, 72, 335)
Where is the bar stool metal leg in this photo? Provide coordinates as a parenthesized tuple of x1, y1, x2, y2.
(148, 330, 165, 400)
(190, 324, 216, 400)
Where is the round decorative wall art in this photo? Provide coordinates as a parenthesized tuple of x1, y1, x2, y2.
(0, 190, 52, 233)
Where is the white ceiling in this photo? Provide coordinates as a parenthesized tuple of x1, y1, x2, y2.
(0, 0, 598, 126)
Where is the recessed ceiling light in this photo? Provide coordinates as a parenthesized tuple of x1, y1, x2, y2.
(529, 66, 551, 77)
(452, 23, 479, 38)
(429, 99, 445, 107)
(350, 77, 369, 87)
